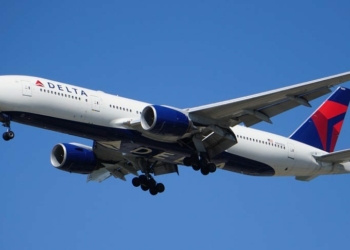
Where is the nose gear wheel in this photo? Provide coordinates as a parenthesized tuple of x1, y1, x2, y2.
(3, 131, 15, 141)
(1, 114, 15, 141)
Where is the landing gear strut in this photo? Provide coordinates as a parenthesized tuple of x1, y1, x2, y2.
(183, 153, 217, 176)
(1, 114, 15, 141)
(132, 174, 165, 195)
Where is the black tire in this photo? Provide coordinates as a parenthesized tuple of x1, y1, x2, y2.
(149, 187, 158, 196)
(183, 157, 192, 166)
(208, 163, 217, 173)
(147, 178, 156, 188)
(156, 183, 165, 193)
(139, 175, 147, 184)
(141, 184, 149, 191)
(2, 132, 9, 141)
(190, 154, 199, 164)
(7, 131, 14, 139)
(199, 157, 208, 167)
(201, 167, 210, 176)
(132, 177, 140, 187)
(192, 164, 201, 171)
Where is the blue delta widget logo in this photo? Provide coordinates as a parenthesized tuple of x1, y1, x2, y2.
(36, 80, 88, 97)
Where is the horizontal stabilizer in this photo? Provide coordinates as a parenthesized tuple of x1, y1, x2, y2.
(314, 149, 350, 163)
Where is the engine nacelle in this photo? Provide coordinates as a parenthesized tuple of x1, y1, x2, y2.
(141, 105, 192, 136)
(50, 143, 97, 174)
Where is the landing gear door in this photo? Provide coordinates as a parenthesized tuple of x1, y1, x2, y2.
(91, 95, 100, 112)
(21, 81, 32, 97)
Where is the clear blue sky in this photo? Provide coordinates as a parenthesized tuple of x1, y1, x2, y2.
(1, 1, 350, 249)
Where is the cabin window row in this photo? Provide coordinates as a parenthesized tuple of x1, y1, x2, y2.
(236, 135, 286, 149)
(109, 104, 142, 114)
(39, 88, 88, 102)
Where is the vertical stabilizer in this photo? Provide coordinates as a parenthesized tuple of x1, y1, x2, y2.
(290, 87, 350, 152)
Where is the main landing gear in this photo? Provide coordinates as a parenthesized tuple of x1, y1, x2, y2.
(130, 161, 165, 196)
(183, 154, 217, 176)
(1, 114, 15, 141)
(132, 174, 165, 196)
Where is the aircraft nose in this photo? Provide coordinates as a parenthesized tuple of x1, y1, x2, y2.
(0, 76, 21, 110)
(0, 76, 7, 93)
(0, 76, 13, 86)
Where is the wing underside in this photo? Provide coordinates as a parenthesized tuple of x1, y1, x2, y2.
(87, 141, 178, 183)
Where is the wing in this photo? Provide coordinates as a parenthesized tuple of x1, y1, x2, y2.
(186, 71, 350, 127)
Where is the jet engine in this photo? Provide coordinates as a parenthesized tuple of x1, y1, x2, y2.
(141, 105, 192, 136)
(50, 143, 97, 174)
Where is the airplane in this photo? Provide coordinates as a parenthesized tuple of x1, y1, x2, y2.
(1, 72, 350, 195)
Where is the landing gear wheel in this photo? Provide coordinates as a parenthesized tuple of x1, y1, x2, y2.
(147, 178, 156, 188)
(1, 114, 14, 141)
(139, 175, 147, 185)
(190, 154, 199, 166)
(2, 132, 9, 141)
(132, 177, 140, 187)
(149, 187, 158, 196)
(208, 163, 217, 173)
(7, 131, 14, 139)
(199, 157, 208, 167)
(131, 165, 166, 195)
(192, 164, 201, 171)
(201, 167, 210, 176)
(156, 183, 165, 193)
(2, 131, 14, 141)
(183, 157, 192, 166)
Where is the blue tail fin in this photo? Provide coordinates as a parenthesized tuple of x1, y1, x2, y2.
(289, 87, 350, 152)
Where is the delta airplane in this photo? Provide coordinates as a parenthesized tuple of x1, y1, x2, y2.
(1, 72, 350, 195)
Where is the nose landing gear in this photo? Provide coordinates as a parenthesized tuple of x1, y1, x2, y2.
(3, 130, 15, 141)
(1, 114, 15, 141)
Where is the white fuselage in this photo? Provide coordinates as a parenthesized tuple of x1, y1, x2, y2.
(0, 75, 349, 179)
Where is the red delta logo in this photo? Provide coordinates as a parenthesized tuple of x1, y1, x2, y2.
(36, 80, 44, 87)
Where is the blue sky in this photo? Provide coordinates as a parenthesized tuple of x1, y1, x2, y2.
(1, 1, 350, 249)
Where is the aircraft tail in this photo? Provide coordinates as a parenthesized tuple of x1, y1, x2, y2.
(289, 87, 350, 152)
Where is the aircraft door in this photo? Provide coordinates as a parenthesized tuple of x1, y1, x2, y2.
(283, 143, 296, 173)
(91, 95, 100, 112)
(288, 143, 295, 159)
(21, 80, 32, 97)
